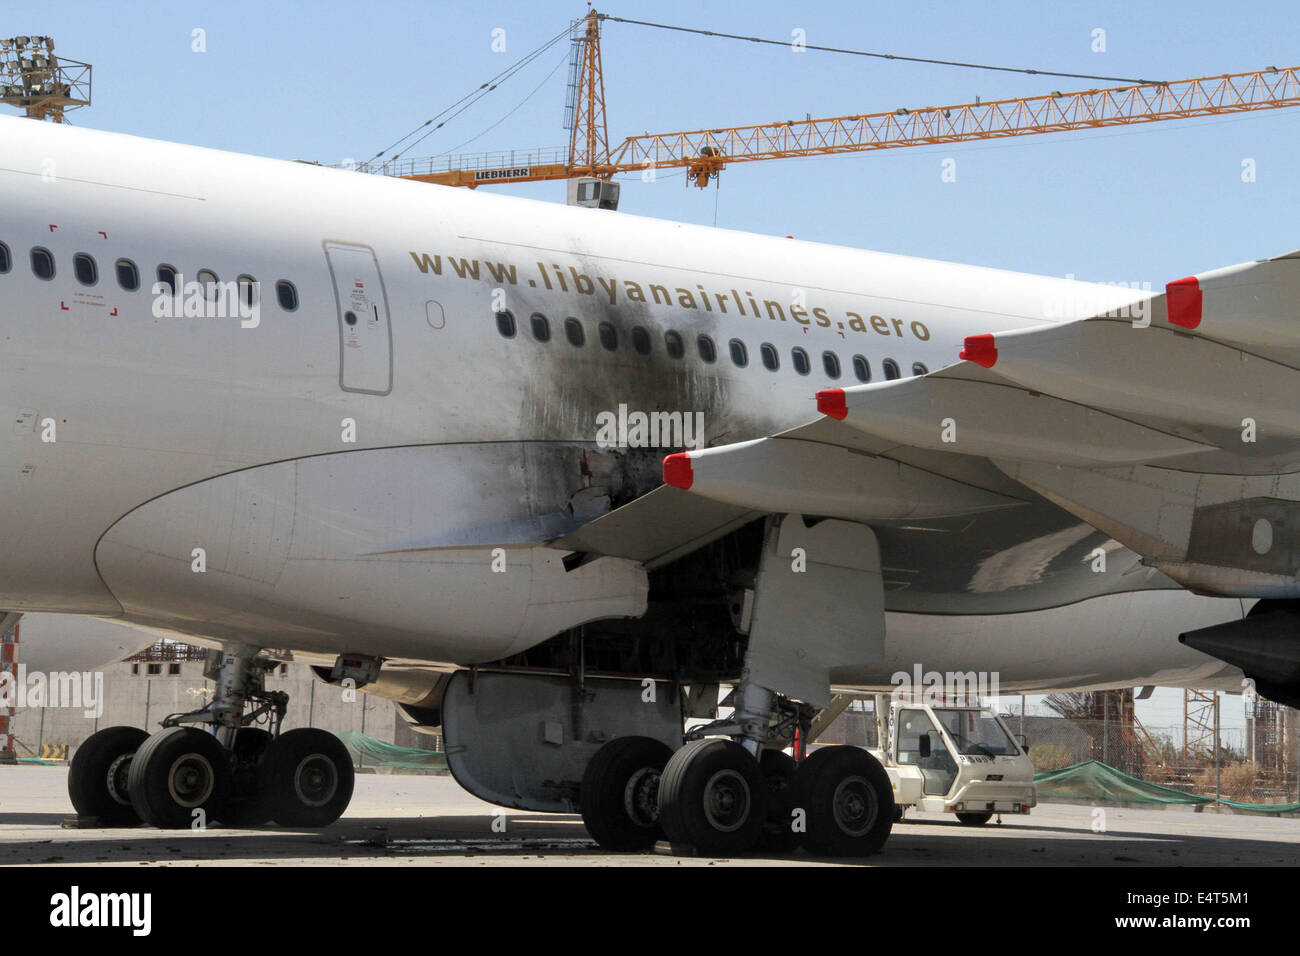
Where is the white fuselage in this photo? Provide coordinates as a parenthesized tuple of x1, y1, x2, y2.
(0, 116, 1240, 690)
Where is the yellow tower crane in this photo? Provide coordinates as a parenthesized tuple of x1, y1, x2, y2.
(372, 11, 1300, 194)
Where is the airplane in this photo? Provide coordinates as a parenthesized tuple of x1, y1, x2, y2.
(1, 111, 1292, 856)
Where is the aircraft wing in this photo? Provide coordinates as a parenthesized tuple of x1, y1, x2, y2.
(559, 250, 1300, 600)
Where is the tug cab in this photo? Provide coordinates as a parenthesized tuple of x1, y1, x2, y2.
(870, 695, 1036, 826)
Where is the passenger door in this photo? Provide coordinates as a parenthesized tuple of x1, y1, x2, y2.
(323, 241, 392, 395)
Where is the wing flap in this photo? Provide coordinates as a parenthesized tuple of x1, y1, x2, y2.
(552, 486, 759, 568)
(661, 435, 1022, 519)
(821, 369, 1213, 466)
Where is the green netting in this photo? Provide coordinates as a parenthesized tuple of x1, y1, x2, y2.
(1034, 760, 1300, 813)
(339, 731, 447, 770)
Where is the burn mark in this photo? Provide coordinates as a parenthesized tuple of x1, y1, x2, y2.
(505, 263, 786, 503)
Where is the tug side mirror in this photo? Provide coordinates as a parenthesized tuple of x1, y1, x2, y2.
(919, 734, 932, 758)
(1016, 734, 1029, 753)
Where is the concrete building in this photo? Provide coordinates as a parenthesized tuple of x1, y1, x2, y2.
(7, 642, 431, 766)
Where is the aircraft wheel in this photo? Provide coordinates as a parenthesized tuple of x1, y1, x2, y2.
(128, 727, 233, 829)
(68, 726, 149, 826)
(579, 736, 673, 851)
(956, 811, 993, 826)
(658, 738, 767, 855)
(794, 745, 893, 857)
(262, 728, 354, 827)
(756, 749, 802, 853)
(220, 728, 274, 827)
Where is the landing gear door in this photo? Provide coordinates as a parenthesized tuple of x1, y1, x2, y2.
(324, 241, 393, 395)
(744, 514, 886, 708)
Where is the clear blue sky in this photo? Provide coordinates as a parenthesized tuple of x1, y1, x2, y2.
(26, 0, 1300, 283)
(20, 0, 1295, 729)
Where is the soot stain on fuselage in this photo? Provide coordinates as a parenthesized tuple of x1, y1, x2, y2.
(509, 274, 787, 500)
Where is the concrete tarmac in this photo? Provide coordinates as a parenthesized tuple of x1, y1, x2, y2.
(1, 765, 1295, 866)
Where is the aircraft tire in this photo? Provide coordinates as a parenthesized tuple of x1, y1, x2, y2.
(128, 726, 233, 829)
(658, 737, 767, 855)
(68, 725, 149, 826)
(793, 745, 893, 857)
(262, 728, 354, 828)
(220, 728, 274, 827)
(756, 749, 802, 853)
(579, 735, 673, 851)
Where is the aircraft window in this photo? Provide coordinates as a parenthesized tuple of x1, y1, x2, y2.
(157, 264, 179, 296)
(823, 351, 841, 379)
(760, 342, 779, 371)
(116, 258, 140, 291)
(197, 269, 220, 302)
(275, 280, 299, 311)
(31, 247, 55, 280)
(564, 317, 585, 347)
(495, 310, 517, 338)
(729, 339, 748, 367)
(73, 253, 97, 286)
(631, 326, 651, 355)
(853, 355, 871, 382)
(791, 347, 810, 375)
(697, 334, 717, 364)
(598, 321, 618, 351)
(912, 362, 929, 376)
(0, 241, 10, 274)
(238, 274, 258, 310)
(664, 330, 684, 359)
(883, 359, 901, 380)
(530, 312, 551, 343)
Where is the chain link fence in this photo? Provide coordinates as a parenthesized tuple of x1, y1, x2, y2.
(818, 702, 1300, 805)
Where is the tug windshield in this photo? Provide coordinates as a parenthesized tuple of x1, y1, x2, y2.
(933, 708, 1020, 756)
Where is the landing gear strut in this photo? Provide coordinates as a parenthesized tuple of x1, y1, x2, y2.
(67, 645, 355, 830)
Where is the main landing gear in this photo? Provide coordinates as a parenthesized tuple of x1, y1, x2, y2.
(580, 681, 894, 858)
(68, 646, 354, 830)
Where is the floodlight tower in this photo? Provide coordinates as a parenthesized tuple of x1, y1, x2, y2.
(0, 35, 91, 122)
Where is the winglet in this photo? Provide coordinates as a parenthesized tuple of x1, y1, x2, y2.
(816, 388, 849, 420)
(960, 334, 998, 368)
(662, 452, 694, 490)
(1166, 276, 1202, 329)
